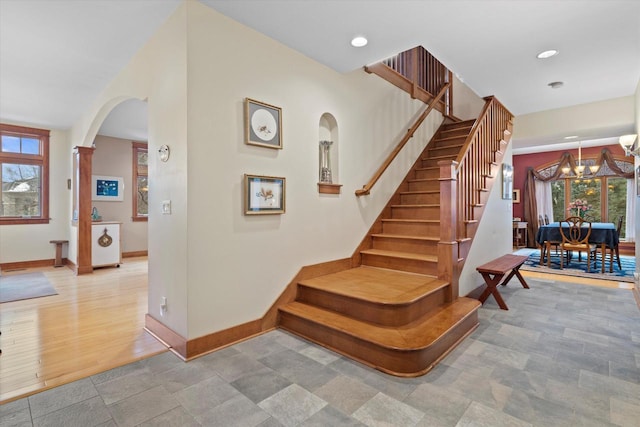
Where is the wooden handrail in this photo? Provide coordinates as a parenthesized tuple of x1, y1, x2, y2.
(355, 82, 450, 196)
(453, 96, 514, 237)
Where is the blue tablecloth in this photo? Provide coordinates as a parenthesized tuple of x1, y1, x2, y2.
(536, 222, 618, 249)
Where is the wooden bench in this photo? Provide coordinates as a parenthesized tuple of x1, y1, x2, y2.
(476, 254, 530, 310)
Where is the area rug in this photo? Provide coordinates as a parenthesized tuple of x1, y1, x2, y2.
(0, 272, 58, 303)
(519, 249, 636, 283)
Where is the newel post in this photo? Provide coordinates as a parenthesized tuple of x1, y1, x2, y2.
(438, 160, 459, 302)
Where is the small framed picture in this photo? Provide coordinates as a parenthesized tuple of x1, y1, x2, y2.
(502, 163, 514, 200)
(636, 166, 640, 197)
(244, 174, 286, 215)
(513, 189, 520, 203)
(245, 98, 282, 149)
(92, 175, 124, 201)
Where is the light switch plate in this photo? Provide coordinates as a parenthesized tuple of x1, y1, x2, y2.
(162, 200, 171, 215)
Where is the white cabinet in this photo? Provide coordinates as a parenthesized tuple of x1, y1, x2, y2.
(92, 222, 122, 267)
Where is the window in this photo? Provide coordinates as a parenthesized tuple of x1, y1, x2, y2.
(132, 142, 148, 221)
(0, 124, 49, 225)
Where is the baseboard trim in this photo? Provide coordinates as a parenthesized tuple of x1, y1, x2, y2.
(1, 258, 71, 271)
(123, 251, 148, 258)
(144, 257, 353, 361)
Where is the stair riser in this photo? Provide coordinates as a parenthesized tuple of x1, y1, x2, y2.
(408, 180, 439, 192)
(400, 192, 439, 204)
(372, 236, 438, 256)
(279, 309, 479, 376)
(440, 128, 471, 138)
(382, 221, 440, 236)
(421, 158, 456, 168)
(431, 135, 467, 147)
(391, 206, 439, 220)
(427, 145, 461, 157)
(296, 285, 447, 326)
(361, 253, 437, 275)
(413, 168, 439, 180)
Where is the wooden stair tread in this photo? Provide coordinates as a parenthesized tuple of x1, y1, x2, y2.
(423, 154, 456, 161)
(298, 266, 447, 305)
(381, 218, 439, 223)
(371, 233, 439, 241)
(280, 298, 481, 350)
(391, 204, 439, 208)
(399, 190, 438, 195)
(360, 248, 437, 262)
(407, 178, 438, 183)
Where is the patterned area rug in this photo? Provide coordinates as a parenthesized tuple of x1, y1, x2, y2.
(0, 272, 58, 303)
(517, 248, 636, 283)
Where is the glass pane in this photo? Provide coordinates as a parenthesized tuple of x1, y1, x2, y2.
(1, 135, 20, 153)
(551, 180, 565, 222)
(569, 178, 601, 222)
(21, 137, 40, 154)
(606, 177, 627, 239)
(1, 163, 41, 217)
(137, 151, 148, 166)
(136, 176, 148, 216)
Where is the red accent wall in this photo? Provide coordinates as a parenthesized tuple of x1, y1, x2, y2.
(512, 144, 624, 219)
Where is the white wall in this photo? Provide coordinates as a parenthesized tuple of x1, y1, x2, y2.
(0, 126, 71, 264)
(92, 135, 148, 254)
(635, 80, 639, 271)
(452, 74, 485, 121)
(184, 3, 442, 338)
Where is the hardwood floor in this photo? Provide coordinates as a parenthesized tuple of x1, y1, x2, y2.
(0, 257, 167, 403)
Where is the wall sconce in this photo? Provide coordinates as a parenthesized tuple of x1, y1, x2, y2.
(619, 134, 639, 157)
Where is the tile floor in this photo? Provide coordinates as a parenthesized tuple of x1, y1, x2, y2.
(1, 277, 639, 427)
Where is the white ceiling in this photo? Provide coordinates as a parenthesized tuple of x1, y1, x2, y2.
(1, 0, 639, 145)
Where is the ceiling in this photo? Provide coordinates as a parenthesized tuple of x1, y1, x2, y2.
(1, 0, 639, 146)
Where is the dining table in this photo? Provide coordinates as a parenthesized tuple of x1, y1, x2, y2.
(535, 222, 618, 273)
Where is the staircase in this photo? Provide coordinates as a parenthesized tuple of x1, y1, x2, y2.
(278, 120, 482, 377)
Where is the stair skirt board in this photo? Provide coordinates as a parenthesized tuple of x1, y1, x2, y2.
(279, 308, 479, 377)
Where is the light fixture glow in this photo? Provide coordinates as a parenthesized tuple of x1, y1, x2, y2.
(619, 134, 639, 157)
(351, 36, 368, 47)
(564, 135, 578, 140)
(537, 49, 559, 59)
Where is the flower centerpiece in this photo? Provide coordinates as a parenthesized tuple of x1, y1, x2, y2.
(567, 199, 592, 218)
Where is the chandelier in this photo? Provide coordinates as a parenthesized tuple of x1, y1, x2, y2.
(561, 141, 599, 178)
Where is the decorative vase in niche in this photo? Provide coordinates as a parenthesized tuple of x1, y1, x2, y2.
(319, 140, 333, 183)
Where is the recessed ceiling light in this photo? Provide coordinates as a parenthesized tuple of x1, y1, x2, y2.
(537, 49, 559, 59)
(548, 81, 564, 89)
(351, 36, 368, 48)
(564, 135, 578, 140)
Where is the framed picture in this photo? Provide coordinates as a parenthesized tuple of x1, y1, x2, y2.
(636, 166, 640, 197)
(502, 163, 513, 200)
(513, 189, 520, 203)
(92, 175, 124, 201)
(245, 98, 282, 149)
(244, 174, 286, 214)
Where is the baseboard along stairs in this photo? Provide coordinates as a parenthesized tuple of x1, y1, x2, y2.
(278, 120, 483, 377)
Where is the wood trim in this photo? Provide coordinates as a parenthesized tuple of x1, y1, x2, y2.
(1, 258, 57, 270)
(317, 183, 342, 194)
(75, 146, 94, 275)
(144, 314, 188, 359)
(186, 320, 263, 360)
(356, 82, 450, 196)
(123, 250, 148, 258)
(0, 123, 50, 225)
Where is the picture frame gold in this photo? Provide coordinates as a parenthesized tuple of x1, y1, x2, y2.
(244, 98, 282, 149)
(244, 174, 286, 215)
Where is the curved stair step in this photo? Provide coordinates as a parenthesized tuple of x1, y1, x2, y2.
(279, 297, 481, 376)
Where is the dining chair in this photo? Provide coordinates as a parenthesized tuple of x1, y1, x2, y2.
(538, 214, 544, 227)
(543, 214, 550, 225)
(556, 216, 598, 272)
(611, 215, 623, 270)
(540, 213, 560, 264)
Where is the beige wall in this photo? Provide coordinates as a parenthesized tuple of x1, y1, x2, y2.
(92, 135, 148, 254)
(635, 80, 639, 269)
(0, 126, 71, 264)
(452, 74, 485, 121)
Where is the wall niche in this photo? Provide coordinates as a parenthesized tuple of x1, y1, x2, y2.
(318, 113, 342, 194)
